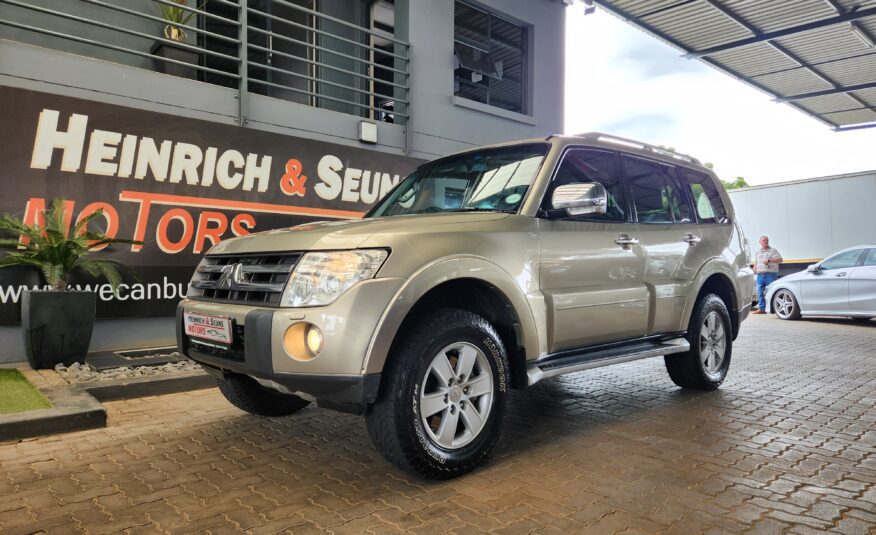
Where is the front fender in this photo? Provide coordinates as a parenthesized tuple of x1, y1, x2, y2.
(360, 256, 540, 375)
(764, 282, 798, 314)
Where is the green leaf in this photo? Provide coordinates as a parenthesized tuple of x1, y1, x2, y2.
(0, 198, 140, 292)
(72, 208, 105, 238)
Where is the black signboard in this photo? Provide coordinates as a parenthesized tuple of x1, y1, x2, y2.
(0, 86, 423, 324)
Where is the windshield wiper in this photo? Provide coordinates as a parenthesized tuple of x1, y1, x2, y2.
(444, 207, 516, 213)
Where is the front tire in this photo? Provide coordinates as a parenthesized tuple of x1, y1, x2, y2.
(365, 309, 509, 479)
(218, 374, 310, 416)
(773, 289, 801, 320)
(665, 294, 732, 390)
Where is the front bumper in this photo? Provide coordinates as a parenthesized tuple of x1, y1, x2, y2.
(177, 277, 405, 414)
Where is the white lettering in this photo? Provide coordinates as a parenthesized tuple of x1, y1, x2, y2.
(359, 171, 381, 204)
(341, 167, 362, 203)
(169, 142, 203, 185)
(117, 134, 138, 178)
(216, 150, 245, 189)
(134, 137, 172, 181)
(84, 129, 121, 176)
(99, 284, 114, 301)
(131, 284, 145, 300)
(243, 153, 272, 192)
(30, 109, 87, 172)
(380, 173, 401, 199)
(201, 147, 218, 187)
(316, 154, 343, 200)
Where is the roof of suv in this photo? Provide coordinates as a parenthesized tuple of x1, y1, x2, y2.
(443, 134, 714, 176)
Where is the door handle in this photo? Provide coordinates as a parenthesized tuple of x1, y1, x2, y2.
(615, 234, 639, 247)
(835, 272, 847, 277)
(682, 233, 701, 246)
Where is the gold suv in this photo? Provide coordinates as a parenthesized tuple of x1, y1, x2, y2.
(178, 133, 755, 479)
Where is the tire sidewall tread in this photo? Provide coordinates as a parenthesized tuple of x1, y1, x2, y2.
(665, 294, 733, 391)
(366, 308, 510, 479)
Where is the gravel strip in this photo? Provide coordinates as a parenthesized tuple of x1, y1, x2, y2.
(55, 357, 203, 384)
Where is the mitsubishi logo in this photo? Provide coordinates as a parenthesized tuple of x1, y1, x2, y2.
(217, 263, 243, 289)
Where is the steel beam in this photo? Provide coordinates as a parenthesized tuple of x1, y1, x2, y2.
(833, 122, 876, 131)
(684, 6, 876, 58)
(776, 81, 876, 102)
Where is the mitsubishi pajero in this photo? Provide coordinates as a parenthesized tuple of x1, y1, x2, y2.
(177, 133, 755, 479)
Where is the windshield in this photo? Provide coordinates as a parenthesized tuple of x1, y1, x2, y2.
(366, 143, 549, 218)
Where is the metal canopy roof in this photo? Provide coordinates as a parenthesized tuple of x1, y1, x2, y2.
(592, 0, 876, 131)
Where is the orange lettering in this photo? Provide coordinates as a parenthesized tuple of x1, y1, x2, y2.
(193, 211, 228, 254)
(156, 208, 194, 254)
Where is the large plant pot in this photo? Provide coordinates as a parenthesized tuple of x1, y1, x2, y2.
(151, 40, 199, 80)
(22, 291, 96, 370)
(0, 265, 41, 326)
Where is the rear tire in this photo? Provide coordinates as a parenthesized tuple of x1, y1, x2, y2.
(365, 309, 509, 479)
(665, 294, 732, 390)
(218, 374, 310, 416)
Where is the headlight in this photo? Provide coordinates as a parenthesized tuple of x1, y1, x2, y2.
(281, 249, 388, 307)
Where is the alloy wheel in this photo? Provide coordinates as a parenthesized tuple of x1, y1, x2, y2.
(701, 311, 726, 376)
(419, 342, 494, 450)
(774, 290, 796, 319)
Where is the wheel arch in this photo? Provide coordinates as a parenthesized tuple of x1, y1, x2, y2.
(362, 257, 538, 391)
(682, 263, 740, 339)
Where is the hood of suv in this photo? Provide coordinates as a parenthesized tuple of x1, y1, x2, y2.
(208, 212, 512, 255)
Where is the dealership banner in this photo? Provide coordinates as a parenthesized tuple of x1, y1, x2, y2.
(0, 86, 423, 324)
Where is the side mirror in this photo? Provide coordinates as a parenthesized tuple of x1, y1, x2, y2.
(807, 264, 821, 273)
(552, 182, 607, 217)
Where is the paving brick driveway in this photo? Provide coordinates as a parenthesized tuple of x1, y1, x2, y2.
(1, 314, 875, 534)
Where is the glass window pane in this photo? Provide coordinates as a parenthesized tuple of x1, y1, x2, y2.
(681, 169, 728, 223)
(548, 149, 626, 222)
(454, 1, 527, 114)
(623, 157, 687, 224)
(821, 249, 863, 270)
(864, 249, 876, 267)
(368, 143, 548, 217)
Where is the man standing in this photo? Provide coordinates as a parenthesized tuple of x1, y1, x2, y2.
(753, 235, 783, 314)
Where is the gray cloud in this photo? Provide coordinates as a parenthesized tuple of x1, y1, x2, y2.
(620, 43, 705, 77)
(603, 113, 678, 138)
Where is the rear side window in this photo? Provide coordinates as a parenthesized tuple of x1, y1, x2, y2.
(622, 156, 692, 224)
(548, 149, 627, 222)
(681, 169, 728, 224)
(821, 249, 864, 270)
(864, 249, 876, 267)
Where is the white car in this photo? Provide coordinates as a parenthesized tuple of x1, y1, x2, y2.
(766, 245, 876, 321)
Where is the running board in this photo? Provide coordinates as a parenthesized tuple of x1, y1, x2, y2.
(527, 337, 690, 385)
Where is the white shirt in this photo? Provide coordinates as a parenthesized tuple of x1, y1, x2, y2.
(756, 247, 781, 273)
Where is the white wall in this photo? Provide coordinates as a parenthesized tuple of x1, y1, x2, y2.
(729, 171, 876, 262)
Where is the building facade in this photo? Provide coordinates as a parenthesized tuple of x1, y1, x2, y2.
(0, 0, 567, 362)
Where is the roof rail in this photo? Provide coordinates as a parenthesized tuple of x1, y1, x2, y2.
(574, 132, 702, 165)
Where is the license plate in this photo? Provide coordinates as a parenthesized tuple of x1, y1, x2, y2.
(184, 312, 233, 345)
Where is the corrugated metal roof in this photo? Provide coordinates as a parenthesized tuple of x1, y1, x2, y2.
(594, 0, 876, 130)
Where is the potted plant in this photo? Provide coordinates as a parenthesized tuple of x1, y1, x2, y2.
(0, 199, 141, 370)
(151, 0, 203, 79)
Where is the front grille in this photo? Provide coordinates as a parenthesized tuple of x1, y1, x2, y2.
(187, 252, 301, 306)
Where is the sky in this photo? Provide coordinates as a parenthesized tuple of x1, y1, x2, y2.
(564, 4, 876, 186)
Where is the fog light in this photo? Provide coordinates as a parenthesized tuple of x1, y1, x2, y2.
(306, 324, 324, 355)
(283, 322, 322, 361)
